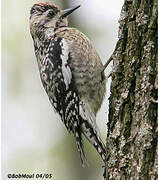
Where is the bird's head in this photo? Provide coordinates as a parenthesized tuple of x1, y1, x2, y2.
(30, 2, 80, 36)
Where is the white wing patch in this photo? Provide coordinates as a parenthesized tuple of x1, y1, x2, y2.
(60, 39, 72, 90)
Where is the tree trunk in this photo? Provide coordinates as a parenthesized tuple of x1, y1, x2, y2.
(107, 0, 158, 179)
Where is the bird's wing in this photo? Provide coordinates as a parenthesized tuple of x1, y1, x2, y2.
(41, 37, 87, 166)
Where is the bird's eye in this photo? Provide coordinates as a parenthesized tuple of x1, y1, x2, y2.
(47, 10, 55, 17)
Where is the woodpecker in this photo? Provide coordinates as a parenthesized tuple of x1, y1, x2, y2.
(30, 2, 108, 179)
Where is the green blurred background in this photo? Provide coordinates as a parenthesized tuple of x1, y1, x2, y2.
(2, 0, 123, 179)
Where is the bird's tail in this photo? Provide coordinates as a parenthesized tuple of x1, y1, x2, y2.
(81, 119, 107, 163)
(79, 100, 107, 162)
(81, 119, 108, 179)
(78, 100, 108, 179)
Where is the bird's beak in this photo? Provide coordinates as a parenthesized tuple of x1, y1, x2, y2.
(61, 5, 81, 19)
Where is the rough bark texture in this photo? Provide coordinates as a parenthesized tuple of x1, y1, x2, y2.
(107, 0, 158, 179)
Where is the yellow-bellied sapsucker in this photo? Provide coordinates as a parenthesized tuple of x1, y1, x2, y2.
(30, 2, 107, 179)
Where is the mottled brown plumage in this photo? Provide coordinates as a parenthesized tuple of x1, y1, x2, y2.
(30, 2, 107, 179)
(55, 27, 106, 114)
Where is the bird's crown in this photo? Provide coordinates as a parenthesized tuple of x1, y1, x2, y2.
(30, 2, 59, 18)
(30, 2, 80, 35)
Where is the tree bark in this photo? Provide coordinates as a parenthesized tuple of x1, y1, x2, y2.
(107, 0, 158, 179)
